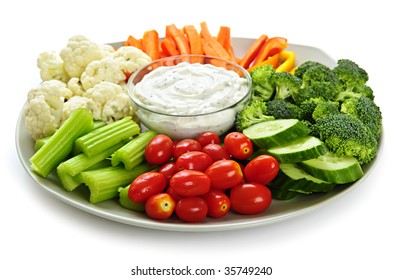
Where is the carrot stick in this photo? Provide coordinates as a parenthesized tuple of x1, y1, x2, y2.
(238, 34, 268, 69)
(165, 24, 191, 55)
(253, 37, 288, 66)
(123, 35, 143, 50)
(200, 21, 231, 60)
(217, 26, 237, 61)
(160, 37, 180, 56)
(183, 25, 203, 55)
(142, 30, 160, 61)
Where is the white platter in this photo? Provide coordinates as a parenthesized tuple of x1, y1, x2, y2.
(15, 38, 382, 231)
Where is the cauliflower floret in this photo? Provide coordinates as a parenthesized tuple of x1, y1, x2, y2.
(83, 81, 135, 123)
(60, 35, 114, 78)
(24, 80, 72, 140)
(37, 51, 70, 83)
(80, 57, 126, 91)
(80, 46, 151, 91)
(67, 77, 85, 96)
(62, 96, 100, 122)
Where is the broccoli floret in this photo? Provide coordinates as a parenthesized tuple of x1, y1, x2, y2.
(265, 99, 303, 120)
(312, 100, 340, 121)
(313, 113, 378, 164)
(271, 71, 302, 100)
(293, 83, 339, 105)
(236, 99, 275, 131)
(333, 59, 374, 101)
(249, 64, 276, 101)
(294, 61, 325, 79)
(340, 97, 382, 140)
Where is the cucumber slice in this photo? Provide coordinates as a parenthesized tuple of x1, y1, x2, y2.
(243, 119, 311, 149)
(300, 153, 364, 184)
(118, 185, 145, 212)
(269, 163, 336, 200)
(267, 136, 327, 163)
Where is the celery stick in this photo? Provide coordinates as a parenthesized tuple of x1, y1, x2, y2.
(78, 162, 152, 204)
(74, 117, 140, 157)
(118, 185, 145, 212)
(30, 108, 94, 177)
(111, 130, 157, 170)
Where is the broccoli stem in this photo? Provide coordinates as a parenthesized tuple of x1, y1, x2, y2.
(78, 162, 153, 204)
(111, 130, 157, 170)
(57, 141, 126, 191)
(30, 108, 94, 177)
(74, 117, 140, 157)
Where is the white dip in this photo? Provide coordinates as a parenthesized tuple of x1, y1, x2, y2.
(132, 62, 249, 115)
(131, 61, 250, 139)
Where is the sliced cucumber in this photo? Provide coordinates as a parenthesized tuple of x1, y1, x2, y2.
(300, 153, 364, 184)
(269, 163, 336, 200)
(118, 185, 145, 212)
(267, 136, 327, 163)
(242, 119, 311, 149)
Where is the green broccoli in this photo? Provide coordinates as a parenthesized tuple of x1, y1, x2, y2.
(249, 64, 276, 101)
(265, 99, 303, 120)
(294, 61, 326, 79)
(333, 59, 374, 101)
(340, 97, 382, 140)
(236, 99, 275, 131)
(271, 71, 302, 100)
(313, 113, 378, 164)
(312, 100, 340, 121)
(293, 83, 339, 105)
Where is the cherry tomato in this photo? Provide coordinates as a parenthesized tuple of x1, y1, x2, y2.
(170, 170, 211, 197)
(158, 162, 178, 185)
(202, 190, 231, 218)
(145, 193, 176, 220)
(244, 155, 279, 185)
(144, 134, 174, 165)
(172, 139, 202, 160)
(230, 183, 272, 215)
(202, 143, 231, 162)
(204, 160, 243, 190)
(165, 186, 183, 203)
(128, 171, 166, 203)
(175, 196, 208, 223)
(196, 131, 220, 147)
(224, 132, 253, 160)
(175, 151, 213, 172)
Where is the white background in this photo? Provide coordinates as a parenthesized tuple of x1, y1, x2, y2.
(1, 0, 400, 279)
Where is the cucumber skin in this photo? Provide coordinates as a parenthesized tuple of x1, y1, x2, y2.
(300, 156, 364, 184)
(267, 136, 328, 163)
(243, 120, 311, 149)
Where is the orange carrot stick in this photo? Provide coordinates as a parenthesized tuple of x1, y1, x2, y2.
(123, 35, 143, 50)
(217, 26, 237, 61)
(200, 21, 231, 60)
(238, 34, 268, 69)
(183, 25, 203, 55)
(253, 37, 288, 66)
(142, 30, 160, 61)
(165, 24, 191, 55)
(160, 37, 180, 56)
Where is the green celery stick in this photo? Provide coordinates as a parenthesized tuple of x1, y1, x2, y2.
(118, 185, 145, 212)
(30, 108, 94, 177)
(111, 130, 157, 170)
(74, 117, 140, 157)
(78, 162, 153, 204)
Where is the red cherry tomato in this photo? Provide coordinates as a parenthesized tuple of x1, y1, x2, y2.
(158, 162, 178, 185)
(172, 139, 202, 160)
(145, 193, 176, 220)
(202, 190, 231, 218)
(230, 183, 272, 215)
(224, 132, 253, 160)
(244, 155, 279, 185)
(170, 170, 211, 197)
(144, 134, 174, 165)
(175, 151, 213, 172)
(128, 171, 166, 203)
(165, 186, 183, 203)
(204, 160, 243, 190)
(175, 196, 208, 223)
(196, 131, 221, 147)
(202, 144, 231, 162)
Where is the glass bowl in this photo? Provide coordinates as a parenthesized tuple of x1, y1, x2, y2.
(127, 55, 252, 140)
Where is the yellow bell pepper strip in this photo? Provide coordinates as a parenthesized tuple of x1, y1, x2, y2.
(276, 50, 296, 72)
(247, 53, 280, 72)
